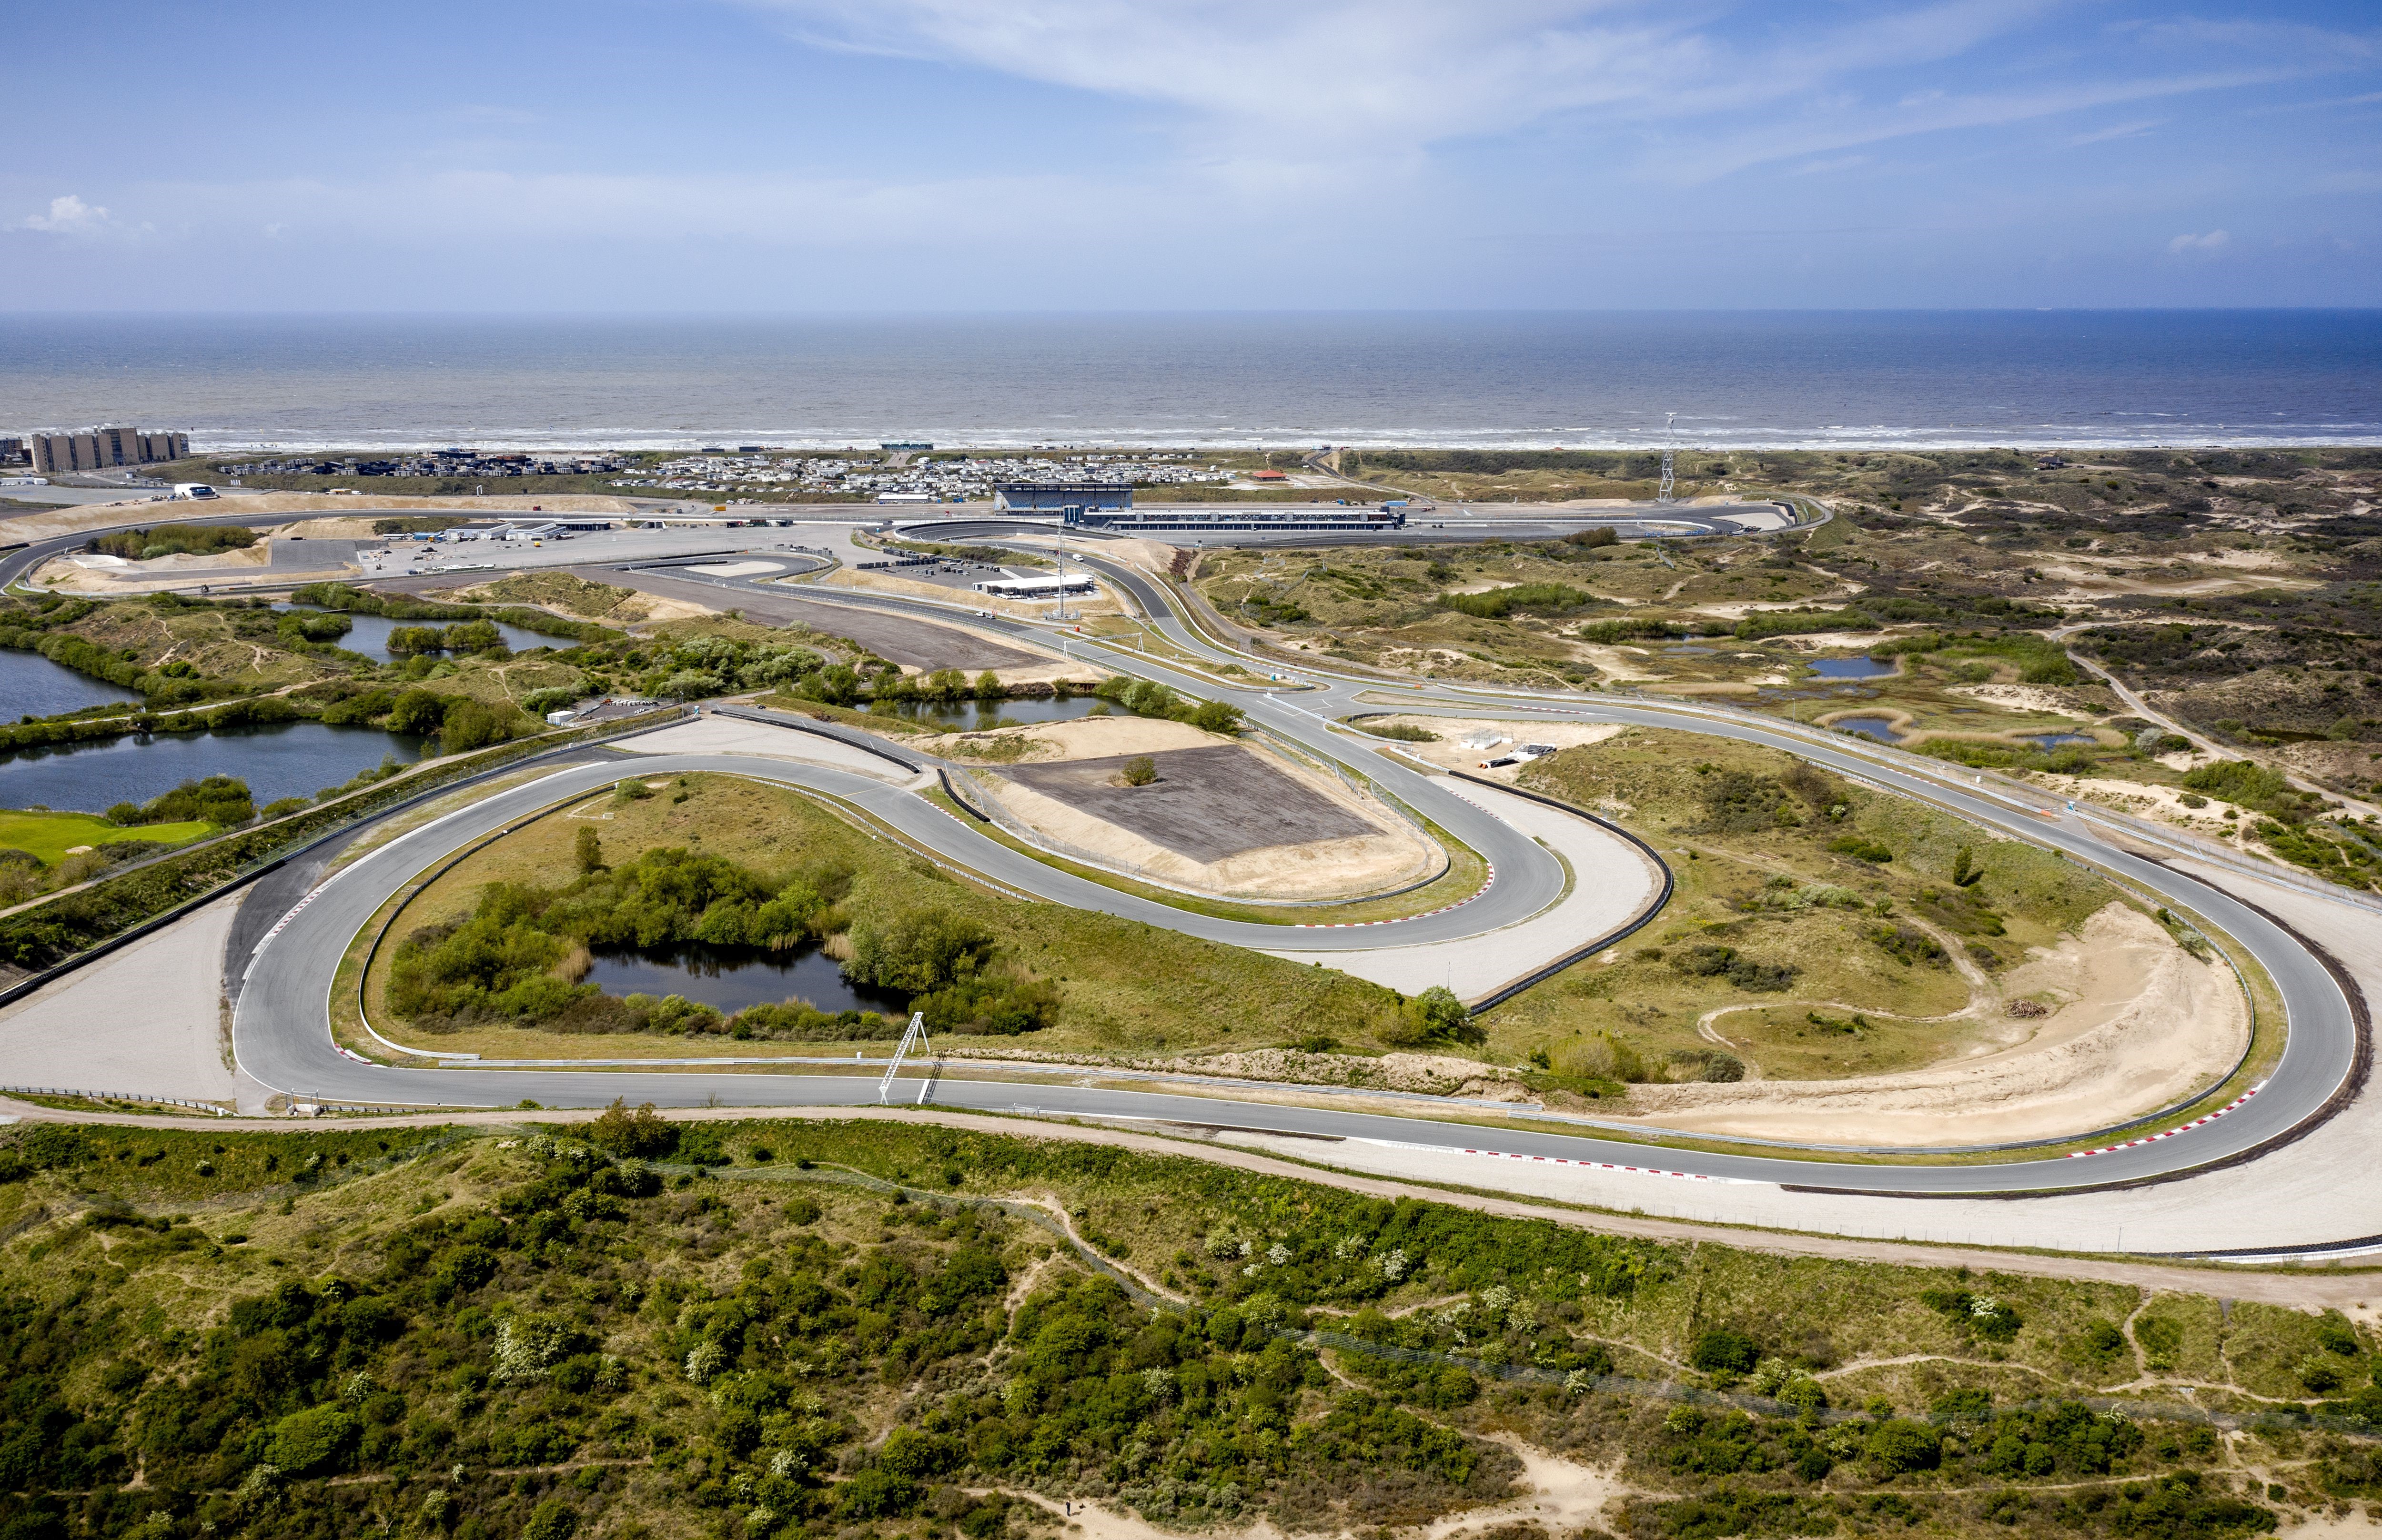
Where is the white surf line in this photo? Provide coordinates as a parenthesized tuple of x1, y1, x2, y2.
(2065, 1083, 2264, 1158)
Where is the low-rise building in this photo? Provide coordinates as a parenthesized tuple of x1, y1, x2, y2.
(994, 482, 1132, 513)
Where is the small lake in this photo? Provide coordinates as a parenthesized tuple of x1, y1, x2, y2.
(1831, 715, 1906, 743)
(876, 694, 1111, 730)
(2020, 732, 2100, 749)
(0, 720, 425, 813)
(0, 649, 143, 720)
(583, 941, 910, 1019)
(1807, 656, 1897, 680)
(275, 605, 556, 661)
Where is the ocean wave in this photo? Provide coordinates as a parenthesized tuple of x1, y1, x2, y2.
(188, 425, 2382, 454)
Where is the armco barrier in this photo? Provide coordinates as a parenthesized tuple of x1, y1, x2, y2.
(2, 1085, 232, 1116)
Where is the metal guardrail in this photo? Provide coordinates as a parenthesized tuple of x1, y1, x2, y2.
(1, 1085, 232, 1116)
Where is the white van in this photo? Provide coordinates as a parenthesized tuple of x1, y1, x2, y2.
(172, 483, 220, 500)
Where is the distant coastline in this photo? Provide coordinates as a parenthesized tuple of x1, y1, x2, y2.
(3, 310, 2377, 453)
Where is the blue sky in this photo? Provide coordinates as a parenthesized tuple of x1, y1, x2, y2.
(3, 0, 2377, 309)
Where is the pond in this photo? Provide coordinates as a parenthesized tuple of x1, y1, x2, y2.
(0, 720, 425, 813)
(1806, 656, 1898, 680)
(274, 605, 557, 661)
(2019, 732, 2100, 749)
(1831, 715, 1907, 743)
(582, 940, 910, 1018)
(0, 649, 144, 720)
(873, 694, 1113, 731)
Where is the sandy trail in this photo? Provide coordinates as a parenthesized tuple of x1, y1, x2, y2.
(994, 1434, 1626, 1540)
(1614, 904, 2249, 1146)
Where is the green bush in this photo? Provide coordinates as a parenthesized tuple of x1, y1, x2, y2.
(268, 1405, 360, 1475)
(1690, 1328, 1759, 1376)
(1865, 1419, 1941, 1474)
(104, 774, 253, 828)
(2181, 759, 2303, 821)
(1384, 985, 1481, 1047)
(1670, 944, 1796, 992)
(89, 524, 256, 560)
(848, 907, 994, 992)
(1439, 582, 1598, 619)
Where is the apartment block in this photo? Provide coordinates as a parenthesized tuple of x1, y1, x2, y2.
(27, 426, 189, 473)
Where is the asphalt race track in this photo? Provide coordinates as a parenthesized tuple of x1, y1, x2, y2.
(13, 499, 2371, 1240)
(226, 536, 2361, 1211)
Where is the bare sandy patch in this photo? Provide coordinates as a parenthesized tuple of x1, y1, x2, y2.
(999, 532, 1182, 582)
(1423, 1439, 1630, 1540)
(2276, 1514, 2382, 1538)
(1612, 904, 2248, 1146)
(278, 516, 400, 539)
(1352, 716, 1624, 776)
(1570, 642, 1664, 681)
(2048, 775, 2233, 826)
(923, 715, 1221, 765)
(998, 1434, 1618, 1540)
(1777, 630, 1906, 651)
(2187, 547, 2291, 571)
(36, 544, 285, 593)
(1947, 683, 2098, 719)
(1685, 599, 1853, 620)
(978, 660, 1106, 688)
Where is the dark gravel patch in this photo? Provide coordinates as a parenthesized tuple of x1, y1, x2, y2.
(1003, 744, 1374, 862)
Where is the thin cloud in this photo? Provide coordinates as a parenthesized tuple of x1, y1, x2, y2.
(2168, 228, 2229, 253)
(743, 0, 2351, 193)
(2069, 118, 2162, 146)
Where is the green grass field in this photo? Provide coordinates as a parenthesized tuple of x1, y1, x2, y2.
(0, 809, 214, 865)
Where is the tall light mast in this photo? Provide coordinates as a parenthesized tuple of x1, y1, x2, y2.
(1657, 412, 1677, 504)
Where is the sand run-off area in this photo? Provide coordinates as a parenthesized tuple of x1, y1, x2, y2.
(1355, 715, 1625, 776)
(939, 717, 1443, 903)
(1613, 904, 2250, 1147)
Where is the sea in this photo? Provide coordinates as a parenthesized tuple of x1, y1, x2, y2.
(1, 311, 2376, 453)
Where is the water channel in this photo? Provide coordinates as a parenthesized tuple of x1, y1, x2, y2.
(273, 605, 557, 660)
(0, 721, 425, 813)
(874, 694, 1113, 730)
(0, 649, 144, 720)
(582, 940, 910, 1018)
(1805, 656, 1898, 680)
